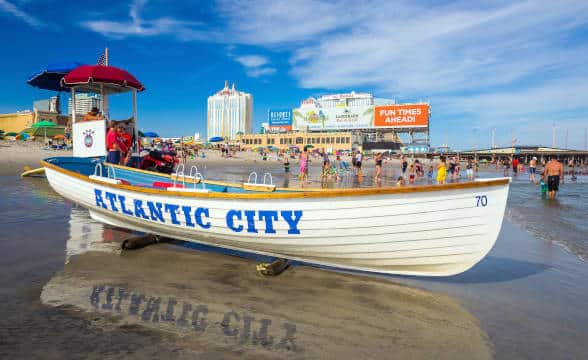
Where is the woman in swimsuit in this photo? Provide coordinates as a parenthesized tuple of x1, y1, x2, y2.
(374, 152, 383, 181)
(437, 156, 447, 184)
(299, 147, 310, 184)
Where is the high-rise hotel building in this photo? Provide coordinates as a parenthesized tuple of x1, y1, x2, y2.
(68, 93, 102, 116)
(207, 81, 253, 140)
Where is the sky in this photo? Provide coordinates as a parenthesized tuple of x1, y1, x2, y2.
(1, 0, 587, 149)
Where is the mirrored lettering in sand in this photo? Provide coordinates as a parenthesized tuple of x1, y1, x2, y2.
(40, 207, 492, 359)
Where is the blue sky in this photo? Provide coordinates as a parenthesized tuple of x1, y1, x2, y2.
(1, 0, 587, 149)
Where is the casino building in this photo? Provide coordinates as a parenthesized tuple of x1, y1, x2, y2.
(207, 81, 253, 140)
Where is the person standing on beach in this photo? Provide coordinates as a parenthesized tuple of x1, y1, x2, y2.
(374, 152, 383, 182)
(466, 158, 474, 180)
(545, 157, 564, 199)
(448, 156, 456, 180)
(401, 155, 408, 174)
(355, 151, 363, 177)
(512, 157, 519, 176)
(437, 156, 447, 184)
(299, 147, 310, 184)
(529, 157, 537, 182)
(106, 121, 121, 164)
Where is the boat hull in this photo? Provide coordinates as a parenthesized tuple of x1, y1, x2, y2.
(44, 164, 509, 276)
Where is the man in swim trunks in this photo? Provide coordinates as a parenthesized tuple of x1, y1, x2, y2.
(544, 157, 564, 199)
(529, 156, 537, 182)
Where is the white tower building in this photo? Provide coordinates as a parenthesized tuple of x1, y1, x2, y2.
(68, 93, 101, 116)
(207, 81, 253, 140)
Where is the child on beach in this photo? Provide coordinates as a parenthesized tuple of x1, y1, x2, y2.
(396, 176, 405, 186)
(408, 163, 416, 184)
(437, 156, 447, 184)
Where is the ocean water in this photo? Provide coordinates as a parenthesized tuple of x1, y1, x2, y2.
(503, 173, 588, 261)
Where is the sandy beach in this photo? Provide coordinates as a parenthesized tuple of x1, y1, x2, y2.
(1, 142, 587, 358)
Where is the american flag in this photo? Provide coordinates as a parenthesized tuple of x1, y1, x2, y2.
(97, 50, 107, 65)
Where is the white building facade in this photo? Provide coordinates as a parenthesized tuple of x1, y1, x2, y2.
(68, 93, 101, 116)
(207, 81, 253, 140)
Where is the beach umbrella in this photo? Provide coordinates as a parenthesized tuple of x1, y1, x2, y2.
(32, 120, 56, 141)
(27, 61, 84, 91)
(62, 64, 145, 93)
(138, 130, 145, 137)
(304, 144, 314, 150)
(142, 131, 159, 138)
(32, 120, 56, 128)
(16, 133, 29, 140)
(6, 132, 18, 136)
(209, 136, 224, 142)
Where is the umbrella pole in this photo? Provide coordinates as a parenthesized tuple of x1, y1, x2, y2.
(133, 89, 138, 155)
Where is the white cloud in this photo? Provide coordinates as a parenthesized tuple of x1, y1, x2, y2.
(234, 55, 275, 78)
(235, 55, 268, 68)
(81, 0, 206, 40)
(0, 0, 42, 28)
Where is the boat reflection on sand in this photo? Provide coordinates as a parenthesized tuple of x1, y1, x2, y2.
(42, 209, 492, 359)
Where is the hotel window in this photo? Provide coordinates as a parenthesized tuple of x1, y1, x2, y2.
(336, 137, 340, 144)
(321, 138, 326, 144)
(331, 137, 335, 144)
(346, 137, 350, 143)
(280, 138, 284, 144)
(296, 137, 303, 144)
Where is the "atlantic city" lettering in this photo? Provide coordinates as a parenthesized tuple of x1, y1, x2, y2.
(94, 189, 303, 235)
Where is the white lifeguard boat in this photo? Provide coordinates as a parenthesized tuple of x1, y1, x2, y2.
(36, 61, 510, 277)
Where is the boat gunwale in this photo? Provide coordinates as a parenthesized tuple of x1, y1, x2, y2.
(41, 159, 511, 199)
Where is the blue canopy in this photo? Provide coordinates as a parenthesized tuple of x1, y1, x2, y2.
(142, 132, 159, 138)
(27, 61, 84, 91)
(209, 136, 224, 142)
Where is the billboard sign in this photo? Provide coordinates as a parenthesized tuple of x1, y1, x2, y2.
(268, 109, 293, 131)
(293, 105, 374, 130)
(374, 104, 429, 128)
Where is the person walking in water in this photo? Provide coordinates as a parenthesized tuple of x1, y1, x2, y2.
(544, 157, 564, 199)
(529, 156, 537, 182)
(466, 158, 474, 180)
(374, 152, 383, 182)
(437, 156, 447, 184)
(299, 147, 310, 184)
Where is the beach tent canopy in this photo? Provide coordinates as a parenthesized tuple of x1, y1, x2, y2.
(209, 136, 224, 142)
(62, 65, 145, 93)
(32, 120, 56, 128)
(27, 61, 84, 91)
(142, 131, 159, 138)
